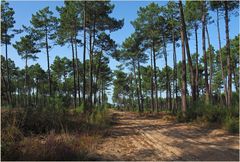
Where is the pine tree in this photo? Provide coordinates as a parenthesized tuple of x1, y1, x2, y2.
(30, 7, 58, 96)
(1, 0, 15, 105)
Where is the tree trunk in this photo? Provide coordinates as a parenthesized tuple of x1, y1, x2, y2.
(25, 57, 28, 107)
(137, 57, 144, 112)
(233, 64, 238, 92)
(95, 50, 103, 105)
(91, 18, 97, 107)
(179, 0, 187, 115)
(163, 35, 170, 110)
(179, 1, 196, 102)
(150, 47, 155, 112)
(194, 24, 199, 98)
(71, 37, 77, 108)
(89, 31, 93, 108)
(5, 41, 12, 106)
(45, 29, 51, 96)
(206, 25, 213, 101)
(133, 60, 141, 112)
(74, 33, 81, 106)
(36, 78, 39, 106)
(163, 34, 171, 111)
(216, 8, 228, 105)
(224, 1, 232, 107)
(202, 1, 210, 104)
(152, 41, 159, 111)
(101, 80, 104, 106)
(83, 1, 87, 112)
(172, 30, 178, 112)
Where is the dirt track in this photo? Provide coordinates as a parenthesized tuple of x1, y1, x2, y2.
(95, 110, 239, 161)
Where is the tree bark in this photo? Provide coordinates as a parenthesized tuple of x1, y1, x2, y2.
(179, 0, 187, 115)
(133, 60, 141, 112)
(206, 25, 213, 101)
(216, 8, 228, 105)
(163, 34, 171, 111)
(179, 1, 196, 102)
(150, 47, 155, 112)
(89, 31, 93, 108)
(195, 24, 199, 98)
(71, 37, 77, 108)
(36, 78, 39, 106)
(89, 15, 96, 109)
(25, 56, 28, 107)
(45, 28, 51, 96)
(83, 1, 87, 112)
(137, 57, 144, 112)
(5, 41, 12, 106)
(152, 41, 159, 111)
(95, 50, 103, 105)
(172, 30, 178, 112)
(202, 1, 210, 104)
(74, 33, 81, 106)
(224, 1, 232, 107)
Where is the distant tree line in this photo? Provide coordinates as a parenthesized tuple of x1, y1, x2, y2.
(112, 1, 239, 114)
(1, 0, 123, 112)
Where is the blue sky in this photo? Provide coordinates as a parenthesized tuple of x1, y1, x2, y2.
(1, 1, 239, 103)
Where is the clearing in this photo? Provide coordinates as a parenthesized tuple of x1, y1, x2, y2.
(94, 110, 239, 161)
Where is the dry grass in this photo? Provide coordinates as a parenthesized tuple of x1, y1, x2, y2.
(16, 132, 100, 160)
(1, 108, 110, 160)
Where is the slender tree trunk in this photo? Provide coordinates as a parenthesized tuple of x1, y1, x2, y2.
(179, 0, 187, 115)
(206, 25, 213, 101)
(179, 1, 196, 102)
(25, 57, 28, 107)
(101, 80, 104, 106)
(202, 1, 210, 104)
(172, 31, 178, 112)
(216, 8, 228, 105)
(152, 41, 159, 111)
(137, 57, 144, 112)
(36, 78, 38, 106)
(195, 24, 199, 98)
(133, 60, 141, 112)
(89, 17, 96, 109)
(163, 34, 170, 111)
(224, 1, 232, 107)
(45, 29, 51, 96)
(71, 38, 77, 108)
(5, 41, 12, 106)
(150, 47, 155, 112)
(74, 33, 81, 106)
(1, 72, 9, 104)
(89, 31, 93, 108)
(83, 1, 87, 112)
(95, 50, 103, 105)
(233, 64, 238, 92)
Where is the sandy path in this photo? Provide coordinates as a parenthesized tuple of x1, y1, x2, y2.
(94, 110, 239, 161)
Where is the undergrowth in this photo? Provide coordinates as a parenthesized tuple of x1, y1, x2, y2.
(176, 102, 239, 133)
(1, 104, 110, 160)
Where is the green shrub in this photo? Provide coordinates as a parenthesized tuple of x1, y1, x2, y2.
(203, 107, 226, 123)
(224, 117, 239, 133)
(75, 103, 84, 114)
(176, 111, 186, 122)
(1, 124, 23, 160)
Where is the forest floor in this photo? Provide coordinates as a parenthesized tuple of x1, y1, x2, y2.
(93, 109, 239, 161)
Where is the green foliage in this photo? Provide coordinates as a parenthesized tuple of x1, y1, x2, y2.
(88, 106, 110, 128)
(176, 102, 239, 133)
(75, 103, 84, 113)
(1, 0, 15, 44)
(224, 116, 239, 133)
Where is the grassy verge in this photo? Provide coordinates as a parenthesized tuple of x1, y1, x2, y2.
(175, 103, 239, 134)
(1, 106, 111, 160)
